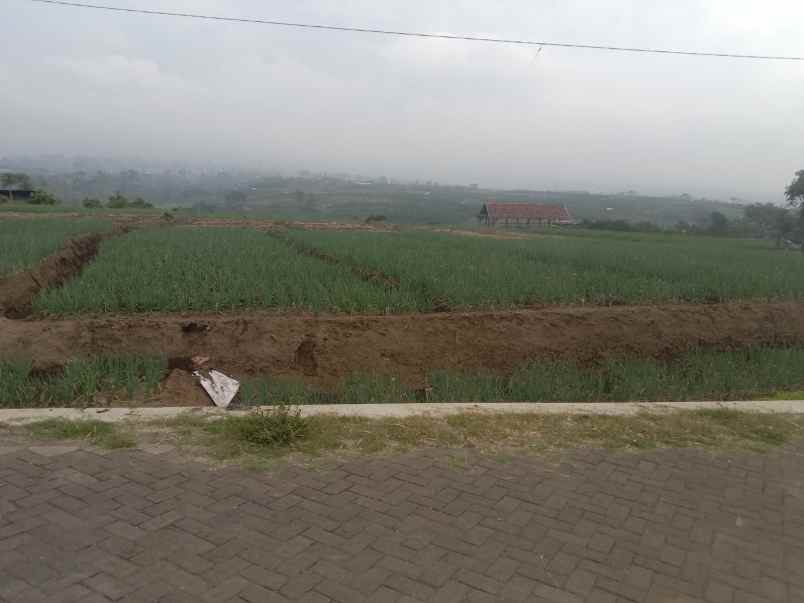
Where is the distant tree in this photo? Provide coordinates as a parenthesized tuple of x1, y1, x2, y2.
(107, 192, 129, 208)
(784, 170, 804, 249)
(785, 170, 804, 207)
(29, 190, 59, 205)
(293, 189, 305, 205)
(129, 197, 153, 209)
(1, 172, 32, 189)
(82, 197, 102, 208)
(744, 203, 795, 247)
(707, 211, 730, 235)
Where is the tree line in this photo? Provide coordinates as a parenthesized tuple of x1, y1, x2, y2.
(579, 170, 804, 248)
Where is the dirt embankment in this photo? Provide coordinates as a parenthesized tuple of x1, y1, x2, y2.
(3, 302, 804, 387)
(0, 233, 110, 318)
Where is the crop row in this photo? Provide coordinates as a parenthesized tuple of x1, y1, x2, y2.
(0, 218, 112, 277)
(34, 228, 410, 314)
(31, 226, 804, 315)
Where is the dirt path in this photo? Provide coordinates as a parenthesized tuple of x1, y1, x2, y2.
(3, 302, 804, 386)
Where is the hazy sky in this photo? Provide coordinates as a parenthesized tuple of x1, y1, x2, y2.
(3, 1, 803, 200)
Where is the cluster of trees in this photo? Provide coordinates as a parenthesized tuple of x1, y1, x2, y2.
(82, 193, 154, 209)
(582, 171, 804, 248)
(740, 170, 804, 248)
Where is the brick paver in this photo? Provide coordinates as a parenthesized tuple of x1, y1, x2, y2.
(1, 440, 804, 602)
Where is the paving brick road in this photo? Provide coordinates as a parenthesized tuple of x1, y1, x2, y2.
(1, 439, 804, 603)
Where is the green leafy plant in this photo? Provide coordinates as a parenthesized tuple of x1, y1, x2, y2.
(208, 406, 309, 449)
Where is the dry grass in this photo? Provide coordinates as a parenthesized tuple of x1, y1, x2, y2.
(152, 408, 804, 466)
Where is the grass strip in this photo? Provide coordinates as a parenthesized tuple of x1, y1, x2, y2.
(239, 346, 804, 406)
(25, 418, 136, 449)
(159, 407, 804, 464)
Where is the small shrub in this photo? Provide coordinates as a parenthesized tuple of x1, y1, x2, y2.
(211, 406, 309, 449)
(107, 193, 129, 208)
(29, 190, 59, 206)
(130, 197, 153, 209)
(82, 198, 102, 208)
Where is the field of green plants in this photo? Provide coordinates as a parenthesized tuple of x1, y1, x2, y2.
(28, 225, 804, 314)
(0, 356, 164, 408)
(0, 218, 111, 277)
(239, 346, 804, 404)
(3, 346, 803, 408)
(34, 228, 410, 314)
(284, 229, 804, 308)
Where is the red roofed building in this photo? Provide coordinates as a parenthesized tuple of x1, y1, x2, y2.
(478, 202, 574, 228)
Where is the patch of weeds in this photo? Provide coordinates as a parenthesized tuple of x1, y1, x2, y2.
(767, 389, 804, 401)
(209, 406, 309, 448)
(0, 361, 39, 407)
(26, 418, 136, 449)
(239, 377, 333, 406)
(238, 347, 804, 406)
(0, 356, 166, 408)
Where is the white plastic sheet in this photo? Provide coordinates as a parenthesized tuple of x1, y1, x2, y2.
(194, 369, 240, 409)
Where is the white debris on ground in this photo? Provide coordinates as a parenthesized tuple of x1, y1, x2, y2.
(194, 369, 240, 409)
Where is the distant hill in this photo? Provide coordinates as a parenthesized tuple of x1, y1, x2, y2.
(1, 158, 747, 227)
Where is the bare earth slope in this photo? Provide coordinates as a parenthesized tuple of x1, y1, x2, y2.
(2, 302, 803, 386)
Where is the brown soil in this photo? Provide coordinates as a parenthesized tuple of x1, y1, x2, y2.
(1, 212, 398, 232)
(3, 302, 804, 389)
(0, 233, 108, 318)
(148, 369, 213, 407)
(187, 217, 399, 233)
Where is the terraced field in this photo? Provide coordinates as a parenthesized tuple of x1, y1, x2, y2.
(3, 214, 804, 407)
(28, 226, 804, 315)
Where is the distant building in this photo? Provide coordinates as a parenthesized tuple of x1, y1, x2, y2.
(0, 187, 34, 202)
(478, 202, 574, 228)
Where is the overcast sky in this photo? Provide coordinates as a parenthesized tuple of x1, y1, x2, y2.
(3, 1, 803, 200)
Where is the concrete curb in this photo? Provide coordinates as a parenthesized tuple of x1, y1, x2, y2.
(0, 400, 802, 425)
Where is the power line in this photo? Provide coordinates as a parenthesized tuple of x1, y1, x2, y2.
(28, 0, 804, 62)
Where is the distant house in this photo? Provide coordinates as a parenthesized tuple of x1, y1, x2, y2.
(478, 202, 574, 228)
(0, 187, 34, 202)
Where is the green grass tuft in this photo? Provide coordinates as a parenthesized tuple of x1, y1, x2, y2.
(207, 406, 309, 449)
(26, 418, 136, 449)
